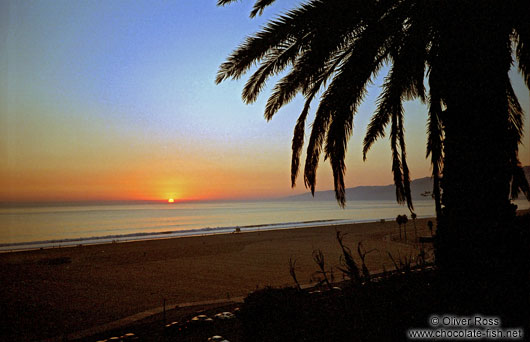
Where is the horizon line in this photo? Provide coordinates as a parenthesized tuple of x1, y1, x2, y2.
(0, 175, 441, 207)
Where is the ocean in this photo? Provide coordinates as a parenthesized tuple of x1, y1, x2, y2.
(1, 199, 528, 251)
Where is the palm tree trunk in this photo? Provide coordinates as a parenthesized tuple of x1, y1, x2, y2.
(432, 15, 530, 327)
(433, 13, 515, 276)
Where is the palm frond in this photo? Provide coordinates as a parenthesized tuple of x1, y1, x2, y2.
(397, 3, 428, 102)
(303, 103, 332, 196)
(250, 0, 278, 18)
(216, 1, 324, 84)
(306, 0, 412, 205)
(217, 0, 278, 17)
(262, 1, 389, 183)
(398, 112, 413, 210)
(217, 0, 239, 5)
(361, 1, 430, 209)
(301, 46, 369, 192)
(362, 5, 428, 160)
(263, 35, 353, 120)
(325, 105, 354, 206)
(506, 79, 530, 200)
(390, 107, 405, 204)
(291, 95, 314, 187)
(242, 38, 302, 104)
(263, 1, 371, 120)
(514, 8, 530, 88)
(507, 81, 524, 145)
(511, 161, 530, 200)
(362, 74, 395, 161)
(426, 68, 444, 217)
(426, 95, 443, 169)
(290, 54, 347, 187)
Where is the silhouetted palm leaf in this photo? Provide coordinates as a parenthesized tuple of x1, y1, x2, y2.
(216, 1, 326, 84)
(249, 0, 277, 18)
(515, 10, 530, 87)
(217, 0, 278, 18)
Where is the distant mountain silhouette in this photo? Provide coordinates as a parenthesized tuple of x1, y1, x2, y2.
(285, 177, 434, 201)
(285, 166, 530, 202)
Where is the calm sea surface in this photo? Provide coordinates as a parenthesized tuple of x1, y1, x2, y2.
(1, 199, 528, 251)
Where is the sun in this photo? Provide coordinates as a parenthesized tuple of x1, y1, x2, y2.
(167, 198, 175, 203)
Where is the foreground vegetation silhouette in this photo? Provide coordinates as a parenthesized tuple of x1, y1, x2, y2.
(217, 0, 530, 339)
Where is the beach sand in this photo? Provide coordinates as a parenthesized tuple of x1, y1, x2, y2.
(0, 218, 433, 340)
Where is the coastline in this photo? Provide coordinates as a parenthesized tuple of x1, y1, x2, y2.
(0, 218, 434, 341)
(0, 216, 411, 253)
(3, 200, 527, 253)
(0, 199, 445, 250)
(0, 218, 351, 253)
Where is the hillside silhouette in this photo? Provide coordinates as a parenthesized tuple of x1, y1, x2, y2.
(286, 166, 530, 202)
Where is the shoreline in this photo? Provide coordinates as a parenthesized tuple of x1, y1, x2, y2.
(3, 200, 526, 253)
(0, 198, 446, 252)
(0, 215, 434, 253)
(0, 218, 347, 252)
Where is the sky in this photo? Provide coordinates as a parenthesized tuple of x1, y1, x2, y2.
(1, 0, 529, 203)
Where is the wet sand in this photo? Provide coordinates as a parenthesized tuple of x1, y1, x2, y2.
(0, 218, 433, 340)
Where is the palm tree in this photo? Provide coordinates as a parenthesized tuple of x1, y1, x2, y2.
(216, 0, 530, 274)
(396, 215, 402, 240)
(427, 220, 433, 237)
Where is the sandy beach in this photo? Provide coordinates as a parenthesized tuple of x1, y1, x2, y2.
(0, 218, 433, 340)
